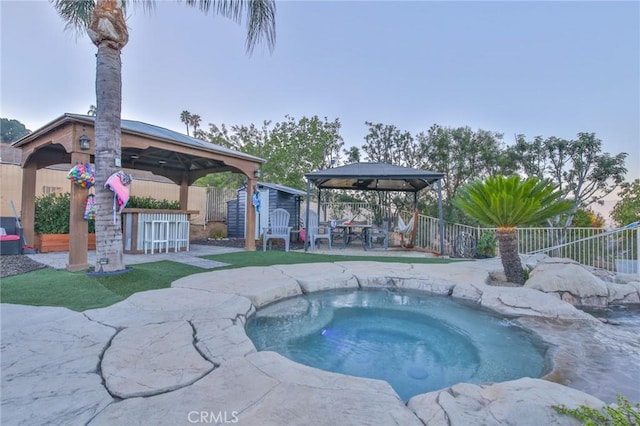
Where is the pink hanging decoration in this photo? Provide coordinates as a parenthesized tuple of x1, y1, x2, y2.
(105, 171, 132, 213)
(84, 195, 96, 220)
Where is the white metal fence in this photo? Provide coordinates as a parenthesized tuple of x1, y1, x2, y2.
(319, 202, 638, 274)
(318, 202, 381, 224)
(523, 222, 639, 274)
(414, 213, 638, 274)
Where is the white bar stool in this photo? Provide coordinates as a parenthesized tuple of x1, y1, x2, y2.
(144, 220, 170, 254)
(174, 220, 190, 252)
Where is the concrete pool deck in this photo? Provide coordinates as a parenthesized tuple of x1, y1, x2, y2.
(2, 255, 638, 425)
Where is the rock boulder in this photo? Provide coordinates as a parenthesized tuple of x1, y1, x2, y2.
(525, 259, 609, 307)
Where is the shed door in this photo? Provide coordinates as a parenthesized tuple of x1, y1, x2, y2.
(255, 189, 270, 240)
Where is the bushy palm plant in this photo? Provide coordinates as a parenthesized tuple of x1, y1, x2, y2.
(454, 175, 573, 284)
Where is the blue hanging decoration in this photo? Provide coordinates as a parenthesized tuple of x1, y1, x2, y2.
(252, 191, 261, 213)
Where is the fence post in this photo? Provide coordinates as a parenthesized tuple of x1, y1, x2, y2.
(636, 224, 639, 276)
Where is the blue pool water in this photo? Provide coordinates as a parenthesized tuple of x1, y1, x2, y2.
(245, 289, 548, 402)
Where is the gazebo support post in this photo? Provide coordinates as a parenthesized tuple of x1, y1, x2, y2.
(20, 161, 37, 249)
(304, 180, 311, 251)
(245, 177, 257, 251)
(179, 176, 189, 210)
(437, 180, 444, 255)
(68, 152, 91, 271)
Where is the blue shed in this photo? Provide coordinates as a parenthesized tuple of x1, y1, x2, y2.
(226, 182, 306, 240)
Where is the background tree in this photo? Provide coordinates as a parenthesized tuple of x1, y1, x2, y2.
(195, 120, 271, 189)
(611, 179, 640, 226)
(508, 132, 627, 227)
(415, 124, 512, 221)
(52, 0, 276, 272)
(180, 110, 192, 135)
(570, 207, 605, 228)
(199, 114, 343, 190)
(363, 122, 416, 199)
(190, 113, 202, 137)
(351, 122, 418, 219)
(361, 122, 419, 167)
(1, 118, 30, 143)
(343, 146, 361, 164)
(87, 105, 97, 116)
(454, 176, 574, 284)
(267, 115, 343, 186)
(180, 111, 202, 137)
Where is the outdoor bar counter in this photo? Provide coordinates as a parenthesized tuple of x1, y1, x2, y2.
(122, 209, 198, 254)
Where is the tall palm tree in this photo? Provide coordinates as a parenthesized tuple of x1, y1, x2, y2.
(453, 175, 574, 284)
(180, 110, 192, 135)
(190, 113, 202, 137)
(51, 0, 276, 272)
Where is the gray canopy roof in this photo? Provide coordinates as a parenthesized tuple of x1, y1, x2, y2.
(303, 162, 445, 253)
(305, 162, 444, 192)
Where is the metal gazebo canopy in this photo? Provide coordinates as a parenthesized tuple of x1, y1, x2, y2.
(304, 162, 446, 253)
(305, 162, 443, 191)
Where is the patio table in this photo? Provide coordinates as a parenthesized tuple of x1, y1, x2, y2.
(335, 223, 372, 250)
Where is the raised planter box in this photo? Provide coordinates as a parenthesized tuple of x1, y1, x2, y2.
(34, 233, 96, 253)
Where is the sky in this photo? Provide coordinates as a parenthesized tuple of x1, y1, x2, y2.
(1, 0, 639, 193)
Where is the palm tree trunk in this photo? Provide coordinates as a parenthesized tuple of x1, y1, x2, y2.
(94, 43, 125, 272)
(496, 227, 524, 285)
(90, 0, 129, 273)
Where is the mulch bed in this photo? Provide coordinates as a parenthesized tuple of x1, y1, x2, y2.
(193, 238, 306, 251)
(1, 255, 49, 278)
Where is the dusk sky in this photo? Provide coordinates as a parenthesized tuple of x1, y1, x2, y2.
(1, 1, 638, 189)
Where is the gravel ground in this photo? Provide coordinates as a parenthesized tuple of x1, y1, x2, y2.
(193, 238, 306, 251)
(1, 255, 49, 278)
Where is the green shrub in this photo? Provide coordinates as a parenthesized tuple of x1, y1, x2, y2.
(126, 195, 179, 210)
(34, 193, 96, 234)
(554, 394, 640, 426)
(34, 193, 178, 234)
(208, 222, 227, 239)
(35, 193, 70, 234)
(476, 231, 497, 257)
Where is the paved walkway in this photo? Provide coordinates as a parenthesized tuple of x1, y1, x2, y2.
(26, 244, 244, 270)
(26, 244, 439, 270)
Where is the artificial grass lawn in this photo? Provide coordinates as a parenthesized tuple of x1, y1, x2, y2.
(208, 250, 458, 269)
(0, 251, 459, 311)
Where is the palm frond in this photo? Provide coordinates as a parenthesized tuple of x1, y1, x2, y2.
(453, 175, 574, 228)
(50, 0, 94, 33)
(245, 0, 276, 54)
(182, 0, 276, 54)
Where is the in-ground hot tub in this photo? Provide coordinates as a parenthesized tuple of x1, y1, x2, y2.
(246, 288, 548, 401)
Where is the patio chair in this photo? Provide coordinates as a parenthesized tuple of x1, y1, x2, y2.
(307, 211, 332, 250)
(262, 208, 292, 252)
(0, 217, 23, 255)
(367, 219, 389, 250)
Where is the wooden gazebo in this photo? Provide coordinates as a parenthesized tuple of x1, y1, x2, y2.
(12, 113, 264, 271)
